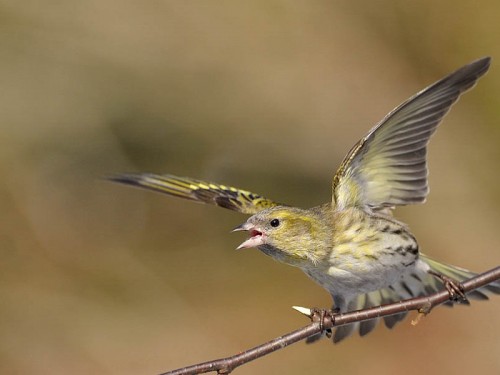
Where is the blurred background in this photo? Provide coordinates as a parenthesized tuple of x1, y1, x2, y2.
(1, 1, 499, 374)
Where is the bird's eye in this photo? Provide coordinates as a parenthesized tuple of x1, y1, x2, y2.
(270, 218, 280, 227)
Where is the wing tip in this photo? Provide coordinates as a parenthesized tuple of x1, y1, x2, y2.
(470, 56, 491, 74)
(448, 56, 491, 91)
(106, 173, 150, 187)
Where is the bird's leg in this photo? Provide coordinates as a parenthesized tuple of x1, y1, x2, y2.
(310, 307, 340, 338)
(428, 270, 467, 302)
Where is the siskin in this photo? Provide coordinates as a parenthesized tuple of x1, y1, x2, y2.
(110, 57, 499, 342)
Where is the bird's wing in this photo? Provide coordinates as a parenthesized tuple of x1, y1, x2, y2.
(329, 254, 500, 343)
(332, 57, 490, 211)
(109, 173, 281, 214)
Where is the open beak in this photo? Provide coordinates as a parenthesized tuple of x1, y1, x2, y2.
(232, 222, 265, 250)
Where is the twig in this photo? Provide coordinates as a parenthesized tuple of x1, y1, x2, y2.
(160, 266, 500, 375)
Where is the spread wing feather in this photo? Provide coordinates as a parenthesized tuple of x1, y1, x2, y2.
(109, 173, 280, 214)
(325, 254, 500, 343)
(333, 57, 491, 211)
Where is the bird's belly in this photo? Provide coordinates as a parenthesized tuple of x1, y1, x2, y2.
(306, 225, 419, 296)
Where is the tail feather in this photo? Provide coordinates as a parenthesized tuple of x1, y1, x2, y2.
(421, 254, 500, 299)
(323, 256, 498, 344)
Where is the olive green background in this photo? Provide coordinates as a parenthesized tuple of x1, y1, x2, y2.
(1, 1, 499, 374)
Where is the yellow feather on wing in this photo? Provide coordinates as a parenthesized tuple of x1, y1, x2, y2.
(333, 57, 491, 211)
(108, 173, 281, 215)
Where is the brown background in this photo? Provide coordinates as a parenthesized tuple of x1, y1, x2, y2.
(1, 1, 499, 374)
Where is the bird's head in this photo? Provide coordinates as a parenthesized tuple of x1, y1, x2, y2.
(233, 206, 328, 266)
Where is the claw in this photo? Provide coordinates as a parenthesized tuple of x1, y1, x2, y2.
(429, 271, 468, 303)
(299, 307, 348, 343)
(310, 307, 339, 335)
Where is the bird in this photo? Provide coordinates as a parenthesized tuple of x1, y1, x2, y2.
(110, 57, 499, 343)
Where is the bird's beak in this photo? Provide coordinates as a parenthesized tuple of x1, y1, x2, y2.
(232, 222, 265, 250)
(232, 222, 253, 232)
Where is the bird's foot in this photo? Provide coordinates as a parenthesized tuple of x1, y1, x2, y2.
(429, 271, 468, 303)
(310, 307, 340, 338)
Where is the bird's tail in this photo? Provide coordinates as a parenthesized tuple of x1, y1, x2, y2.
(316, 255, 499, 343)
(420, 254, 500, 299)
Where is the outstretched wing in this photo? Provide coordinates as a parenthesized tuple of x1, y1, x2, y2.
(333, 57, 491, 211)
(109, 173, 281, 214)
(329, 253, 500, 343)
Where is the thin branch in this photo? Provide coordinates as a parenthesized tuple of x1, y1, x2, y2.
(160, 266, 500, 375)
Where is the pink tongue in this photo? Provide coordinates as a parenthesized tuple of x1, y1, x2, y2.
(250, 229, 262, 237)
